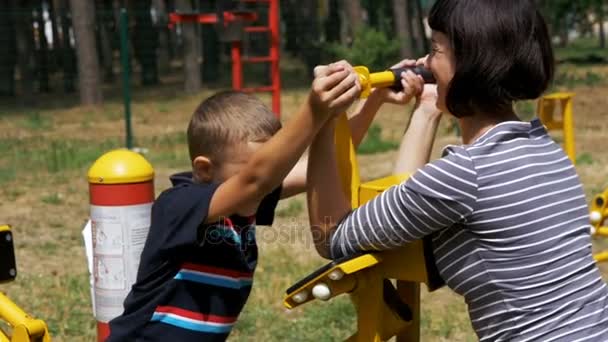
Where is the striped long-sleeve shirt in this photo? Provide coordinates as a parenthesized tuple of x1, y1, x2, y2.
(330, 118, 608, 341)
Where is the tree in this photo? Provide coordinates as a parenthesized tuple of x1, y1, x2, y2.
(12, 0, 36, 100)
(35, 0, 50, 93)
(414, 0, 429, 54)
(392, 0, 415, 58)
(133, 0, 159, 85)
(96, 0, 116, 83)
(55, 0, 76, 92)
(175, 0, 201, 94)
(0, 0, 17, 96)
(597, 0, 606, 48)
(340, 0, 364, 42)
(70, 0, 103, 104)
(199, 0, 220, 83)
(153, 0, 171, 73)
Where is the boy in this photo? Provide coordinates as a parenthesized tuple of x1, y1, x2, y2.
(106, 63, 362, 341)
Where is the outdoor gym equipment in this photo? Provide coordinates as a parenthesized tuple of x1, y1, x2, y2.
(590, 189, 608, 263)
(168, 0, 281, 116)
(0, 225, 51, 342)
(283, 114, 444, 342)
(354, 66, 435, 98)
(537, 92, 576, 164)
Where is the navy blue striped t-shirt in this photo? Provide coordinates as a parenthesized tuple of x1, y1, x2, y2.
(107, 172, 281, 341)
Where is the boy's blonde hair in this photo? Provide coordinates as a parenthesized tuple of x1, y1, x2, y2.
(187, 91, 281, 162)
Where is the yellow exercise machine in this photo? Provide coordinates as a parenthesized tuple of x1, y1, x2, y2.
(589, 190, 608, 263)
(283, 115, 444, 342)
(0, 225, 51, 342)
(354, 66, 435, 98)
(537, 92, 576, 164)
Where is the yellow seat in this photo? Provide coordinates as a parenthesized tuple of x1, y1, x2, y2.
(283, 115, 443, 342)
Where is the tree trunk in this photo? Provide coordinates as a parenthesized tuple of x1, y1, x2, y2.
(12, 0, 35, 100)
(56, 0, 76, 92)
(324, 0, 341, 43)
(414, 0, 429, 53)
(153, 0, 171, 73)
(281, 0, 299, 54)
(70, 0, 103, 105)
(599, 0, 606, 49)
(393, 0, 414, 58)
(199, 0, 219, 83)
(0, 0, 16, 96)
(175, 0, 201, 94)
(96, 0, 116, 83)
(134, 0, 159, 85)
(340, 0, 363, 41)
(35, 0, 50, 93)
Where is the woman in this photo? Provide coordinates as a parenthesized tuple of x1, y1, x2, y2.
(306, 0, 608, 340)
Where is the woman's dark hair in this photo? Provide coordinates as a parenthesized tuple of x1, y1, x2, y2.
(428, 0, 554, 117)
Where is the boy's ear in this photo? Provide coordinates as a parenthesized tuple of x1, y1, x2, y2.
(192, 156, 214, 182)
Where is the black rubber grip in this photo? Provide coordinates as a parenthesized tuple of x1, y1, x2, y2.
(390, 66, 436, 89)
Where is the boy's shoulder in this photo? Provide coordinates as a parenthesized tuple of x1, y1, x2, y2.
(154, 172, 219, 209)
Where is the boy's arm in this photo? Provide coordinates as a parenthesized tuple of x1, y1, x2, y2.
(206, 64, 360, 223)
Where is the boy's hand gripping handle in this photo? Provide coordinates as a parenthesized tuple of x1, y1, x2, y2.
(354, 66, 436, 98)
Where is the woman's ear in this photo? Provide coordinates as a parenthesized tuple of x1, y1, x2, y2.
(192, 156, 214, 182)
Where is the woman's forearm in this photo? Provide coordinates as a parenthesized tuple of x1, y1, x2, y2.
(393, 107, 442, 174)
(307, 119, 351, 259)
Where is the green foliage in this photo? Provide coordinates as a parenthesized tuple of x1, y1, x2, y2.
(357, 124, 400, 155)
(325, 27, 401, 71)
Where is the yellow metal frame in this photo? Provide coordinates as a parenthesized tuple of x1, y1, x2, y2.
(284, 115, 443, 342)
(537, 92, 576, 164)
(354, 66, 397, 99)
(0, 225, 51, 342)
(589, 190, 608, 263)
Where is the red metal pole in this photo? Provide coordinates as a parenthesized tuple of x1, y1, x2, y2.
(232, 41, 243, 90)
(270, 0, 281, 117)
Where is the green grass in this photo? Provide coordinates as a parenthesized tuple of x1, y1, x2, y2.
(276, 199, 304, 217)
(577, 153, 595, 166)
(234, 298, 356, 341)
(357, 124, 399, 155)
(41, 193, 64, 205)
(4, 273, 96, 341)
(554, 37, 608, 63)
(20, 111, 52, 130)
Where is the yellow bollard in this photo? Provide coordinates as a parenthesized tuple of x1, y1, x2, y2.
(284, 114, 443, 341)
(537, 92, 576, 164)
